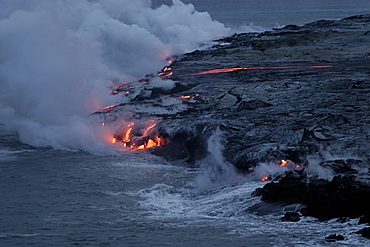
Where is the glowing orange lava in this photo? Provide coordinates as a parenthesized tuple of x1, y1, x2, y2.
(142, 122, 156, 136)
(97, 105, 115, 113)
(178, 94, 200, 99)
(257, 159, 302, 182)
(180, 65, 333, 77)
(111, 120, 166, 150)
(279, 159, 288, 167)
(158, 66, 174, 78)
(123, 123, 134, 143)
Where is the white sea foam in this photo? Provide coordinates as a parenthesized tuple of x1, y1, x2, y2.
(0, 147, 34, 161)
(136, 179, 368, 246)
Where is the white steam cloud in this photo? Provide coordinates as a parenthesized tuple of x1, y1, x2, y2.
(0, 0, 230, 152)
(195, 128, 241, 190)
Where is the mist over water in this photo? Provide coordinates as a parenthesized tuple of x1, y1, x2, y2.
(167, 0, 370, 29)
(0, 0, 230, 152)
(3, 1, 368, 152)
(2, 2, 370, 246)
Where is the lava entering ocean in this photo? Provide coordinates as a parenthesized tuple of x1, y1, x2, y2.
(96, 62, 333, 152)
(257, 159, 302, 181)
(106, 119, 166, 150)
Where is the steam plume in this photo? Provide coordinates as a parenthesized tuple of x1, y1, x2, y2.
(195, 128, 240, 190)
(0, 0, 230, 152)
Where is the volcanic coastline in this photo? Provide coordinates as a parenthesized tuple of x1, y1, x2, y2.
(100, 14, 370, 239)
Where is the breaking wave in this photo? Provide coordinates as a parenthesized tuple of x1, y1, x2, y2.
(0, 0, 231, 152)
(135, 179, 368, 246)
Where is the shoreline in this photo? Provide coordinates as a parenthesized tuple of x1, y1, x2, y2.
(102, 14, 370, 238)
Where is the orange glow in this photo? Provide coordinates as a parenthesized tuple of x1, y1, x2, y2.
(178, 94, 200, 99)
(261, 176, 269, 182)
(137, 144, 145, 149)
(97, 105, 115, 113)
(296, 164, 300, 168)
(280, 159, 288, 167)
(112, 138, 117, 144)
(179, 95, 191, 99)
(102, 122, 105, 127)
(158, 65, 174, 78)
(111, 120, 167, 150)
(123, 123, 134, 143)
(146, 139, 158, 148)
(180, 65, 333, 77)
(142, 123, 156, 136)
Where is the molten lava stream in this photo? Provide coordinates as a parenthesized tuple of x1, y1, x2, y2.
(179, 65, 333, 77)
(111, 121, 166, 150)
(279, 159, 288, 167)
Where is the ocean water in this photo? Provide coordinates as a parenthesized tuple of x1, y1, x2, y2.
(154, 0, 370, 29)
(1, 1, 370, 246)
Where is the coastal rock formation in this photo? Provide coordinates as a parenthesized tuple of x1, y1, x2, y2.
(100, 14, 370, 169)
(97, 14, 370, 223)
(257, 171, 370, 220)
(162, 14, 370, 168)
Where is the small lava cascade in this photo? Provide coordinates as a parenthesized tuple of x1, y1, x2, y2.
(94, 59, 178, 151)
(255, 159, 303, 182)
(158, 66, 173, 79)
(108, 119, 167, 150)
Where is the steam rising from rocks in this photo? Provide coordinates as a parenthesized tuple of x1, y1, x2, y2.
(196, 128, 241, 190)
(0, 0, 230, 152)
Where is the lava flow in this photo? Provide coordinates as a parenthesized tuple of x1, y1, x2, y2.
(177, 94, 200, 99)
(111, 120, 166, 150)
(178, 65, 333, 77)
(158, 66, 173, 78)
(258, 159, 301, 181)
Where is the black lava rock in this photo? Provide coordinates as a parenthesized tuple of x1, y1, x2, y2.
(281, 212, 300, 222)
(355, 227, 370, 239)
(260, 172, 370, 220)
(359, 215, 370, 225)
(325, 234, 345, 242)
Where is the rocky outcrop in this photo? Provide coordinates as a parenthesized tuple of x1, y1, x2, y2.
(155, 14, 370, 168)
(281, 212, 300, 222)
(257, 171, 370, 221)
(95, 14, 370, 231)
(356, 227, 370, 239)
(325, 234, 345, 242)
(98, 15, 370, 169)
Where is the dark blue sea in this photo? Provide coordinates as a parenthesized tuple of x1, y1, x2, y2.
(1, 1, 370, 246)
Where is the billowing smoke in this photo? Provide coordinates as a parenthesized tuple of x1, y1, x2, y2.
(0, 0, 231, 152)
